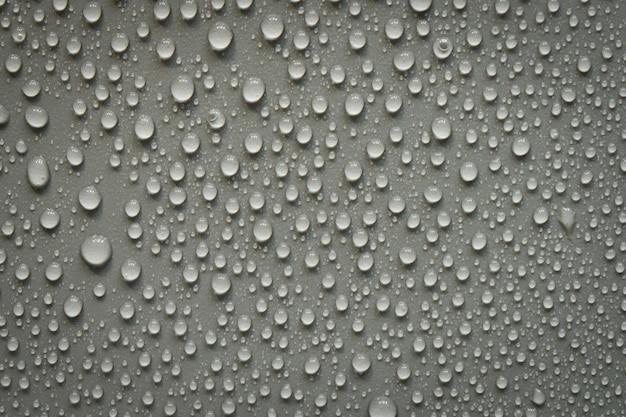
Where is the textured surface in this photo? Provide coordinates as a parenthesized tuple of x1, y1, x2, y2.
(0, 0, 625, 416)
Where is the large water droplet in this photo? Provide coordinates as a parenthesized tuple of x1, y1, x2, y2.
(63, 295, 83, 319)
(80, 235, 112, 267)
(27, 155, 51, 190)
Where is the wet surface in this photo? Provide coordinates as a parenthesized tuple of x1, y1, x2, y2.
(0, 0, 625, 416)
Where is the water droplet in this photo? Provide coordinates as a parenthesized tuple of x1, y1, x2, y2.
(121, 258, 142, 283)
(577, 56, 591, 73)
(63, 295, 83, 319)
(171, 75, 195, 103)
(558, 207, 575, 234)
(261, 14, 284, 41)
(181, 132, 200, 155)
(344, 161, 363, 182)
(431, 116, 452, 140)
(135, 114, 155, 141)
(27, 155, 50, 190)
(40, 208, 61, 230)
(253, 219, 273, 243)
(352, 352, 371, 374)
(208, 22, 233, 52)
(459, 161, 478, 183)
(180, 0, 198, 21)
(433, 37, 453, 59)
(156, 37, 176, 61)
(83, 2, 102, 24)
(345, 93, 364, 117)
(242, 77, 265, 104)
(111, 32, 129, 53)
(212, 274, 231, 296)
(78, 185, 102, 211)
(45, 262, 63, 283)
(80, 235, 112, 267)
(531, 388, 546, 406)
(533, 206, 549, 226)
(368, 396, 397, 417)
(409, 0, 432, 13)
(24, 106, 49, 129)
(471, 232, 487, 251)
(393, 51, 415, 72)
(385, 18, 404, 41)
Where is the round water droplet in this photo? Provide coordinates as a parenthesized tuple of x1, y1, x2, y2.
(494, 0, 510, 15)
(424, 185, 443, 204)
(423, 269, 438, 287)
(208, 22, 233, 52)
(242, 77, 265, 104)
(53, 0, 69, 12)
(25, 106, 49, 129)
(182, 132, 200, 155)
(431, 116, 452, 140)
(399, 247, 417, 266)
(352, 352, 371, 374)
(27, 155, 50, 190)
(244, 132, 263, 155)
(385, 18, 404, 41)
(344, 161, 363, 182)
(288, 59, 307, 81)
(121, 258, 141, 283)
(171, 75, 195, 103)
(348, 29, 367, 50)
(220, 154, 239, 178)
(471, 232, 487, 251)
(64, 295, 83, 319)
(67, 146, 84, 167)
(78, 185, 102, 211)
(512, 136, 530, 157)
(393, 51, 415, 72)
(207, 108, 226, 130)
(83, 2, 102, 24)
(366, 138, 385, 160)
(180, 0, 198, 20)
(253, 219, 273, 243)
(466, 28, 482, 47)
(433, 37, 453, 59)
(261, 14, 284, 41)
(459, 161, 478, 183)
(45, 262, 63, 283)
(384, 93, 402, 114)
(156, 38, 176, 60)
(409, 0, 432, 13)
(212, 274, 231, 296)
(81, 235, 112, 267)
(368, 396, 397, 417)
(40, 208, 61, 230)
(135, 114, 155, 141)
(111, 32, 129, 53)
(304, 356, 320, 375)
(345, 93, 364, 117)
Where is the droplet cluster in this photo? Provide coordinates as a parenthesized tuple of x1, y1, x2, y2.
(0, 0, 624, 416)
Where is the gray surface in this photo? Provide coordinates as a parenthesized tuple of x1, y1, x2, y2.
(0, 0, 625, 416)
